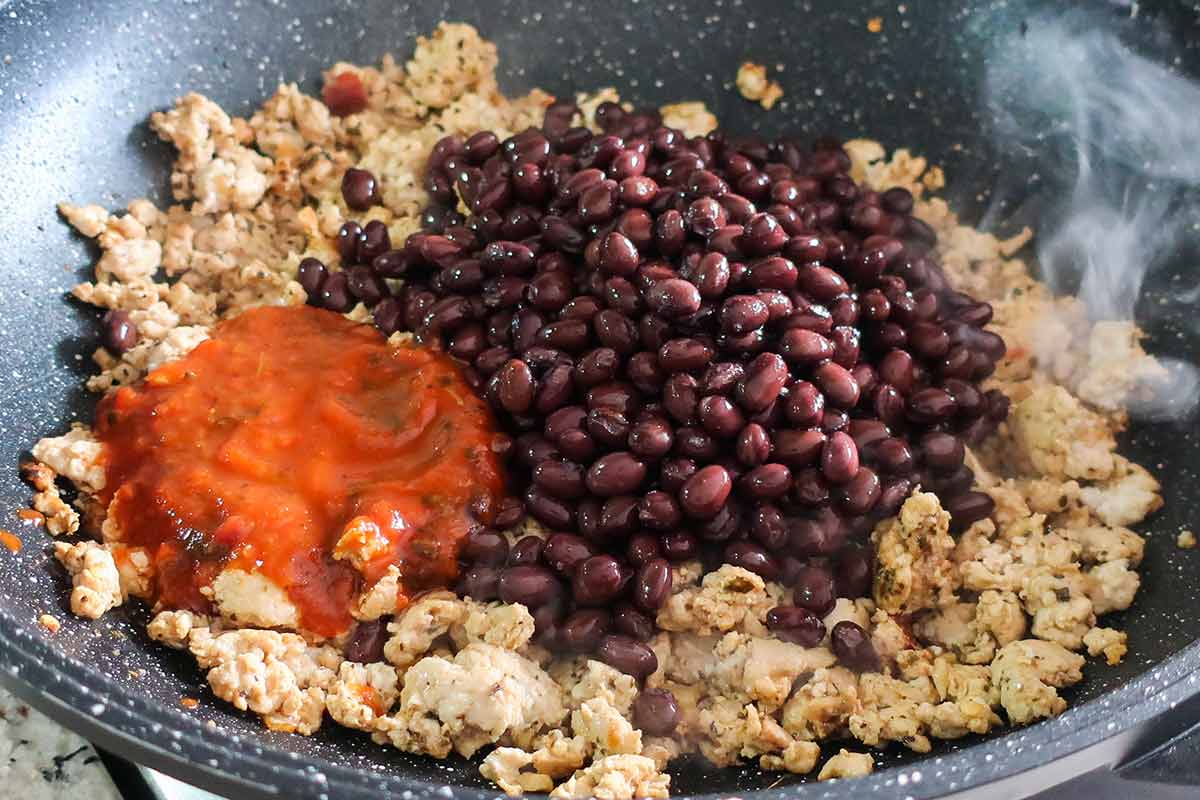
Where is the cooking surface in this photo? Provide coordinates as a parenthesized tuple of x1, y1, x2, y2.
(1, 1, 1199, 798)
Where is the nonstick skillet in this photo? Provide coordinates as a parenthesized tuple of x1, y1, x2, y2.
(2, 0, 1200, 797)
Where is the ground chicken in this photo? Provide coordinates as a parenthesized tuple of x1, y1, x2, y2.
(210, 569, 299, 629)
(450, 599, 536, 652)
(657, 565, 774, 636)
(53, 541, 122, 619)
(991, 640, 1084, 725)
(872, 491, 958, 614)
(374, 643, 565, 759)
(1010, 385, 1117, 480)
(382, 590, 466, 668)
(817, 749, 874, 781)
(572, 697, 642, 756)
(1079, 455, 1164, 528)
(550, 754, 669, 800)
(325, 661, 399, 731)
(1083, 627, 1128, 665)
(480, 747, 554, 796)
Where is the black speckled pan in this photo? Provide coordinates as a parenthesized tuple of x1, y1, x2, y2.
(1, 1, 1199, 797)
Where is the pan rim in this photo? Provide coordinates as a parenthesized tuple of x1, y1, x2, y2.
(2, 603, 1198, 799)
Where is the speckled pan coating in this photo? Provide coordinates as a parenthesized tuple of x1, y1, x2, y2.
(0, 0, 1198, 797)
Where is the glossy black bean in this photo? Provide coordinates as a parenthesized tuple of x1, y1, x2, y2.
(749, 503, 789, 550)
(735, 422, 772, 467)
(628, 417, 674, 459)
(593, 309, 638, 355)
(821, 431, 860, 484)
(597, 495, 641, 538)
(679, 464, 733, 518)
(685, 251, 730, 299)
(814, 362, 860, 409)
(341, 168, 379, 210)
(946, 491, 996, 532)
(462, 529, 510, 567)
(633, 689, 680, 735)
(698, 395, 746, 439)
(745, 256, 798, 290)
(498, 565, 560, 607)
(587, 381, 640, 418)
(736, 353, 788, 413)
(542, 532, 596, 576)
(719, 295, 768, 336)
(318, 271, 355, 313)
(724, 540, 781, 580)
(560, 609, 611, 653)
(831, 621, 881, 672)
(838, 466, 881, 515)
(633, 558, 672, 611)
(612, 604, 657, 641)
(766, 605, 826, 647)
(673, 426, 719, 461)
(658, 338, 714, 372)
(524, 486, 575, 529)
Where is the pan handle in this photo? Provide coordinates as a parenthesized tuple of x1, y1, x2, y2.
(1112, 688, 1200, 787)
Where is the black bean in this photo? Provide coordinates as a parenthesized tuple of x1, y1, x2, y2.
(593, 310, 638, 354)
(718, 295, 768, 336)
(724, 540, 780, 579)
(498, 564, 561, 607)
(739, 463, 792, 500)
(584, 452, 646, 497)
(921, 431, 966, 472)
(659, 338, 714, 372)
(355, 220, 391, 264)
(792, 564, 836, 616)
(633, 688, 680, 735)
(626, 533, 662, 566)
(524, 486, 575, 529)
(645, 380, 690, 433)
(745, 256, 798, 290)
(496, 359, 535, 414)
(596, 634, 658, 680)
(766, 605, 826, 647)
(574, 555, 626, 605)
(628, 417, 674, 459)
(698, 395, 747, 439)
(736, 352, 788, 413)
(462, 529, 510, 566)
(834, 548, 873, 598)
(587, 381, 640, 418)
(674, 426, 719, 461)
(679, 464, 733, 518)
(831, 621, 881, 672)
(342, 168, 379, 210)
(877, 477, 913, 516)
(735, 422, 772, 467)
(946, 491, 995, 532)
(597, 495, 641, 538)
(741, 212, 789, 255)
(344, 618, 390, 666)
(814, 362, 860, 409)
(821, 431, 860, 484)
(633, 558, 672, 611)
(908, 387, 957, 423)
(543, 532, 597, 575)
(318, 271, 355, 312)
(648, 278, 702, 318)
(100, 309, 139, 353)
(612, 604, 656, 641)
(560, 609, 611, 653)
(839, 466, 881, 515)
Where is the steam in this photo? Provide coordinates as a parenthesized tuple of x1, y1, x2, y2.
(983, 15, 1200, 419)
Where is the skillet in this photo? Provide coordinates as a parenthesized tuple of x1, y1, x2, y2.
(2, 0, 1200, 797)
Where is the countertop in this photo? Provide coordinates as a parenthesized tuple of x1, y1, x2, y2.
(0, 685, 121, 800)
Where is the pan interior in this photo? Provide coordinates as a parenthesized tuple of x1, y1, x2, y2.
(0, 0, 1197, 796)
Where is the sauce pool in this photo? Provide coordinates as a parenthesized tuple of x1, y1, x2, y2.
(95, 306, 504, 637)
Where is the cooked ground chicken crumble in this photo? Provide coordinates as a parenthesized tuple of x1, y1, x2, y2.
(27, 22, 1169, 798)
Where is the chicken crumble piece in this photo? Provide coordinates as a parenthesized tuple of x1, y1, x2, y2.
(735, 61, 784, 109)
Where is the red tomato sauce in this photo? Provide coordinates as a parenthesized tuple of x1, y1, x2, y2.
(95, 306, 503, 637)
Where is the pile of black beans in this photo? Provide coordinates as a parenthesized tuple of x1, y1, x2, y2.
(301, 101, 1007, 703)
